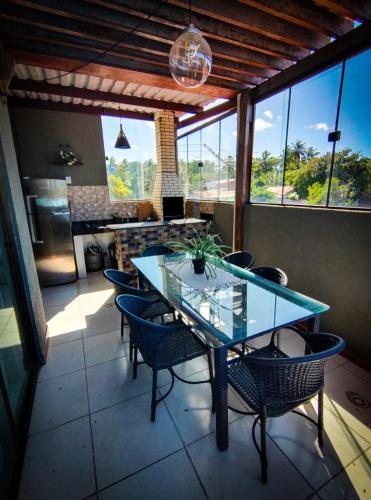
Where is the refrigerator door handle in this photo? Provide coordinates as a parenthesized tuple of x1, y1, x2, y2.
(25, 194, 38, 213)
(28, 214, 44, 244)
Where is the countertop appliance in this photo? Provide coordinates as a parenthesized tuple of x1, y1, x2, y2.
(23, 178, 77, 287)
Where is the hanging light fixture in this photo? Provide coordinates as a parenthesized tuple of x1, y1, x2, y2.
(169, 1, 212, 88)
(114, 116, 130, 149)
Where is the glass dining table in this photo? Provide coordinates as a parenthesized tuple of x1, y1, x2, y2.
(131, 253, 329, 451)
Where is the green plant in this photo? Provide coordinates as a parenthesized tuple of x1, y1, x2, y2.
(166, 223, 229, 278)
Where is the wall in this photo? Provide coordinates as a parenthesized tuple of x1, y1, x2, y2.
(242, 204, 371, 362)
(9, 107, 107, 186)
(0, 103, 46, 361)
(213, 202, 234, 249)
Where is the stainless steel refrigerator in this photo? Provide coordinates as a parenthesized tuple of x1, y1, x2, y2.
(23, 178, 76, 287)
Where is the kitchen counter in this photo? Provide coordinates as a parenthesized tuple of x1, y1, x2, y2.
(106, 218, 205, 231)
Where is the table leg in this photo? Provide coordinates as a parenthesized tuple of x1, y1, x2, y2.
(214, 346, 229, 451)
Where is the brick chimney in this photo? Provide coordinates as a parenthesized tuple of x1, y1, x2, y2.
(152, 110, 184, 220)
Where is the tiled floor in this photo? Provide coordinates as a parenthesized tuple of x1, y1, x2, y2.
(18, 272, 371, 499)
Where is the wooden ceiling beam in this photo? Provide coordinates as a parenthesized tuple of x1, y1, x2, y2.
(3, 0, 292, 70)
(88, 0, 309, 61)
(251, 21, 371, 102)
(177, 100, 237, 129)
(7, 97, 155, 120)
(9, 48, 237, 99)
(168, 0, 331, 49)
(314, 1, 371, 22)
(9, 78, 205, 114)
(237, 0, 354, 37)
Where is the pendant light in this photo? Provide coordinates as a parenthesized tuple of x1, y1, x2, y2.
(169, 1, 212, 88)
(114, 115, 130, 149)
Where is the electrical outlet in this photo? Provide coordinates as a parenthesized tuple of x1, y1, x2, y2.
(65, 176, 72, 184)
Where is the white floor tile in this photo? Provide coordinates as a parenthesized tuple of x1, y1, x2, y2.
(29, 370, 89, 435)
(187, 416, 313, 500)
(152, 355, 210, 387)
(45, 303, 83, 346)
(83, 329, 129, 367)
(317, 447, 371, 500)
(86, 356, 153, 412)
(38, 340, 85, 382)
(82, 305, 121, 337)
(265, 401, 369, 490)
(42, 285, 79, 309)
(91, 392, 183, 489)
(343, 361, 371, 386)
(99, 449, 206, 500)
(19, 417, 95, 500)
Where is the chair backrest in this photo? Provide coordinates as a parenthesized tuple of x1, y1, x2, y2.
(103, 269, 140, 296)
(224, 251, 255, 269)
(115, 294, 170, 366)
(141, 245, 174, 257)
(246, 333, 345, 416)
(250, 266, 288, 287)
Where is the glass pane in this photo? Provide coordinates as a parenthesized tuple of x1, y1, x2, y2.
(0, 387, 17, 498)
(101, 117, 156, 201)
(201, 121, 220, 200)
(251, 90, 289, 203)
(177, 137, 188, 199)
(284, 65, 342, 205)
(219, 114, 237, 202)
(187, 130, 202, 200)
(329, 49, 371, 208)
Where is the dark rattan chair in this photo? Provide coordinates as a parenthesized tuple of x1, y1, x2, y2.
(223, 250, 255, 269)
(249, 266, 288, 287)
(103, 269, 175, 339)
(115, 294, 215, 421)
(227, 328, 345, 483)
(141, 245, 174, 257)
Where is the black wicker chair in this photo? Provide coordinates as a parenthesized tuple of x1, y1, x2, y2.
(103, 269, 175, 340)
(141, 245, 174, 257)
(227, 327, 345, 483)
(115, 294, 215, 421)
(224, 251, 255, 269)
(249, 266, 288, 287)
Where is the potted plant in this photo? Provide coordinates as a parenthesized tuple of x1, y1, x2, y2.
(167, 224, 229, 277)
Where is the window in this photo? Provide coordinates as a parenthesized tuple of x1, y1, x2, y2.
(101, 116, 156, 201)
(250, 48, 371, 209)
(176, 113, 237, 201)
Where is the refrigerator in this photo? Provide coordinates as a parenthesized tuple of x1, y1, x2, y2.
(22, 178, 77, 287)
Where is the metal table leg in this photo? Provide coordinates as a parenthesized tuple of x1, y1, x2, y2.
(214, 346, 229, 451)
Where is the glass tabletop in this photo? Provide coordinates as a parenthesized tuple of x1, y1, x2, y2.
(132, 254, 329, 348)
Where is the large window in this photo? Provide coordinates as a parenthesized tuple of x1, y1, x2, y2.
(101, 116, 156, 201)
(176, 113, 237, 202)
(250, 48, 371, 209)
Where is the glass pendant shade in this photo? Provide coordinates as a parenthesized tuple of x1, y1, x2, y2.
(114, 123, 130, 149)
(169, 24, 212, 88)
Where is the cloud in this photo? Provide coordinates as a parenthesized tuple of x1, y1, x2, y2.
(131, 144, 139, 151)
(232, 130, 237, 137)
(254, 118, 274, 132)
(263, 110, 274, 120)
(307, 122, 329, 132)
(277, 115, 282, 120)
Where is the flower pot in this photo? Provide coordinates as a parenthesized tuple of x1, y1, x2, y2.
(192, 258, 205, 274)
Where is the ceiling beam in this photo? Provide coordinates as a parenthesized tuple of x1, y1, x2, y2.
(168, 0, 331, 49)
(314, 1, 371, 22)
(9, 78, 205, 114)
(6, 47, 237, 100)
(3, 0, 293, 70)
(7, 97, 155, 120)
(87, 0, 309, 61)
(237, 0, 354, 37)
(177, 100, 237, 129)
(251, 21, 371, 102)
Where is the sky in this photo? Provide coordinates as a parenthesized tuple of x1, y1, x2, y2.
(253, 48, 371, 158)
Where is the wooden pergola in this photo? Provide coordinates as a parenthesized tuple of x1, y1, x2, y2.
(1, 0, 370, 246)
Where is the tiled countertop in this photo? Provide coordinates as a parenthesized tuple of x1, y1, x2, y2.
(107, 218, 206, 231)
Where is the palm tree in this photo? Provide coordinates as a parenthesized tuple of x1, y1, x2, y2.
(306, 146, 319, 159)
(291, 140, 307, 163)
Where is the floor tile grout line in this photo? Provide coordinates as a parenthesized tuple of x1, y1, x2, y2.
(28, 412, 91, 439)
(81, 331, 99, 497)
(37, 365, 86, 384)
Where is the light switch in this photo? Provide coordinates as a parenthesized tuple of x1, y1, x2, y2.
(65, 176, 72, 184)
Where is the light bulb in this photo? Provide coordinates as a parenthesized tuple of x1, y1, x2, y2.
(169, 24, 212, 88)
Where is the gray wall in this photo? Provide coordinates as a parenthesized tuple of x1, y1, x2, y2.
(242, 204, 371, 362)
(214, 202, 234, 250)
(10, 107, 107, 186)
(0, 103, 46, 361)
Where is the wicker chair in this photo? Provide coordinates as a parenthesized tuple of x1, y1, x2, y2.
(115, 294, 215, 421)
(141, 245, 174, 257)
(227, 327, 345, 483)
(249, 266, 288, 287)
(103, 269, 175, 340)
(224, 251, 255, 269)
